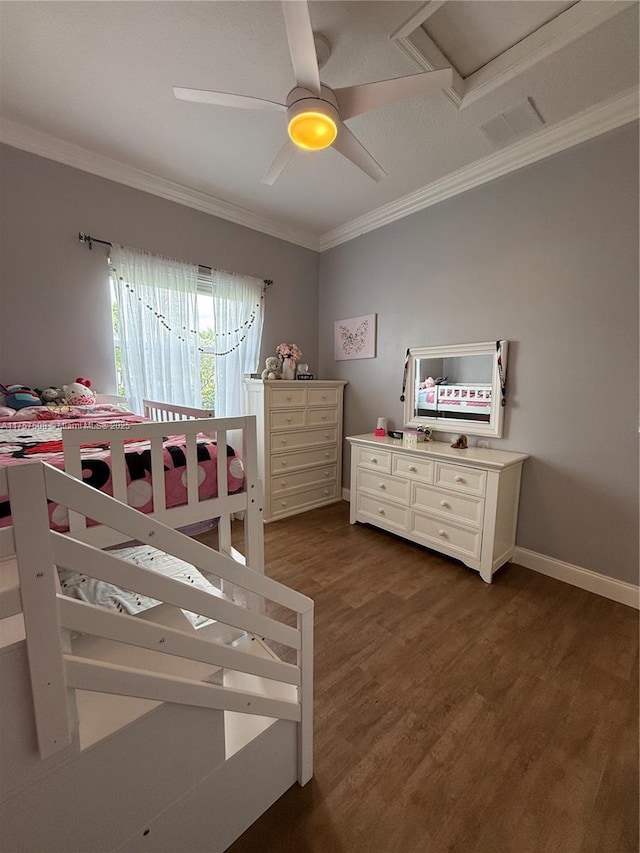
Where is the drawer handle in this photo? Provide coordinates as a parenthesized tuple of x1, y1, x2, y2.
(438, 529, 447, 538)
(280, 460, 288, 467)
(286, 395, 292, 401)
(286, 416, 293, 423)
(280, 439, 287, 445)
(378, 483, 386, 490)
(320, 415, 327, 420)
(409, 465, 417, 472)
(454, 475, 464, 483)
(324, 489, 329, 495)
(324, 433, 330, 439)
(370, 457, 378, 463)
(325, 452, 330, 458)
(281, 501, 288, 507)
(324, 471, 330, 477)
(440, 500, 450, 508)
(322, 394, 327, 399)
(281, 481, 287, 487)
(378, 507, 386, 515)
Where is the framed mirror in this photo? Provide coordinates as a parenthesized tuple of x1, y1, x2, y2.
(403, 341, 508, 438)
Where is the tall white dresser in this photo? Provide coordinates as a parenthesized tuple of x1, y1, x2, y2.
(244, 379, 347, 522)
(347, 434, 528, 583)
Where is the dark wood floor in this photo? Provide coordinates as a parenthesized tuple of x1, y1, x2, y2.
(216, 501, 638, 853)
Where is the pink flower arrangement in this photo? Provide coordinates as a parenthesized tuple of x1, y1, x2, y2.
(276, 342, 302, 361)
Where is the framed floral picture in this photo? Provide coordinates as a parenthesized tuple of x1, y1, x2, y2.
(334, 313, 377, 361)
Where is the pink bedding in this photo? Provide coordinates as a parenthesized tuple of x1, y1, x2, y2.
(0, 407, 245, 531)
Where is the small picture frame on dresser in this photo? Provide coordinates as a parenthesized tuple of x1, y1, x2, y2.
(296, 373, 314, 380)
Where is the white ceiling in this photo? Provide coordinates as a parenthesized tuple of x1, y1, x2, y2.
(0, 1, 638, 249)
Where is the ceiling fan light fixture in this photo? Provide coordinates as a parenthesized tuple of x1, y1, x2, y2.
(288, 110, 337, 150)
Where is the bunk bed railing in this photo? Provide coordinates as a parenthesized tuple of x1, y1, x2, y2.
(6, 461, 314, 786)
(142, 399, 214, 421)
(61, 415, 263, 573)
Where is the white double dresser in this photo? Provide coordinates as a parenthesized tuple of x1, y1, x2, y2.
(244, 379, 347, 522)
(347, 434, 528, 583)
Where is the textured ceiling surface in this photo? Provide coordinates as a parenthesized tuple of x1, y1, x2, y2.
(0, 1, 637, 240)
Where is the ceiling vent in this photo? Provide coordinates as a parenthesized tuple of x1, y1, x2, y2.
(480, 98, 545, 148)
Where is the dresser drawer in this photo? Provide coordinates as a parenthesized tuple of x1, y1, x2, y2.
(270, 408, 306, 430)
(269, 387, 307, 408)
(271, 427, 337, 453)
(393, 454, 434, 483)
(357, 468, 410, 505)
(435, 463, 486, 497)
(272, 464, 337, 496)
(308, 387, 340, 407)
(307, 407, 338, 427)
(271, 445, 337, 473)
(413, 483, 484, 528)
(356, 493, 408, 532)
(271, 482, 338, 518)
(410, 512, 482, 560)
(356, 446, 392, 474)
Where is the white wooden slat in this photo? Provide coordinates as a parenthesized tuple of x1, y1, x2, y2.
(297, 608, 314, 785)
(242, 416, 265, 575)
(51, 535, 302, 649)
(216, 429, 229, 500)
(57, 596, 301, 686)
(185, 431, 198, 506)
(44, 466, 312, 613)
(64, 655, 301, 721)
(109, 440, 128, 504)
(150, 434, 166, 512)
(6, 464, 73, 757)
(216, 427, 233, 555)
(62, 435, 87, 534)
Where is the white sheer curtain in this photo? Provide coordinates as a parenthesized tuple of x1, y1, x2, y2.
(209, 270, 265, 417)
(111, 244, 201, 414)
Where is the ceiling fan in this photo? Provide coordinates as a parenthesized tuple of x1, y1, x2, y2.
(173, 1, 452, 185)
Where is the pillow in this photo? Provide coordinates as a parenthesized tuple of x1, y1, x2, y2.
(0, 406, 17, 420)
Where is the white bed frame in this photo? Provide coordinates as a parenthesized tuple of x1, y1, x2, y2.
(0, 401, 262, 569)
(0, 415, 313, 851)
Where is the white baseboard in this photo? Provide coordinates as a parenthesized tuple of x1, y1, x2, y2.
(342, 487, 638, 609)
(513, 547, 639, 610)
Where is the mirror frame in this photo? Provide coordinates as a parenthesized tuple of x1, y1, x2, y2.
(404, 340, 508, 438)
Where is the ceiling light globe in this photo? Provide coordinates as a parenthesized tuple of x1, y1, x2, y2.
(288, 111, 337, 151)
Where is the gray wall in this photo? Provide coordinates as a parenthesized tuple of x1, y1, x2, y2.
(319, 124, 639, 585)
(1, 129, 637, 585)
(0, 144, 318, 395)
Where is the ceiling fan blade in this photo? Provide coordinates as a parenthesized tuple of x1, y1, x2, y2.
(173, 87, 286, 111)
(332, 123, 386, 182)
(334, 68, 453, 120)
(280, 0, 321, 96)
(261, 139, 297, 185)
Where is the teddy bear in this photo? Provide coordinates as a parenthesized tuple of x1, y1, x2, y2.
(261, 356, 282, 380)
(63, 382, 96, 405)
(40, 387, 64, 405)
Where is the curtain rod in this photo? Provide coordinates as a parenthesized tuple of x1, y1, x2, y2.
(78, 232, 273, 287)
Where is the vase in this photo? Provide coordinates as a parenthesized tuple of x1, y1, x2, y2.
(281, 358, 296, 381)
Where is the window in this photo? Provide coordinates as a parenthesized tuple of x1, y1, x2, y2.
(110, 246, 264, 417)
(110, 276, 215, 405)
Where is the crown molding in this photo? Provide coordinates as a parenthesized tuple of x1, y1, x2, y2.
(319, 87, 639, 252)
(1, 86, 637, 255)
(0, 119, 319, 252)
